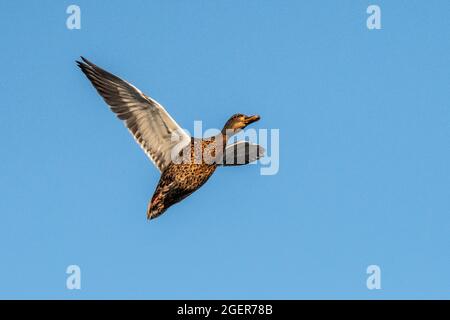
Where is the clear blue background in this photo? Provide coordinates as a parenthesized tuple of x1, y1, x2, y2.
(0, 0, 448, 299)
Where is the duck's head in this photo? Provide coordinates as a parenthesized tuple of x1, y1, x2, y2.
(222, 114, 260, 136)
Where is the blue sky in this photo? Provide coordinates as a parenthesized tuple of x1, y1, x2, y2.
(0, 0, 449, 299)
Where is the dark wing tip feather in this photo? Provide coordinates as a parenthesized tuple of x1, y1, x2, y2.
(76, 56, 88, 66)
(76, 58, 91, 74)
(80, 56, 93, 66)
(77, 57, 132, 88)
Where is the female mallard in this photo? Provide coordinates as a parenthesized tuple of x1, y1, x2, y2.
(77, 57, 264, 220)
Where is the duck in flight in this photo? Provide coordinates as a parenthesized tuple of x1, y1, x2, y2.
(77, 57, 264, 220)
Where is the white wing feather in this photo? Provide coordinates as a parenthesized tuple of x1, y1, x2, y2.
(77, 57, 190, 172)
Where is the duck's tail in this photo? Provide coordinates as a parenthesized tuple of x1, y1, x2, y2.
(147, 193, 167, 220)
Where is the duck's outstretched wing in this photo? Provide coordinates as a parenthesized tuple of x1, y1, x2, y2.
(216, 141, 265, 166)
(77, 57, 190, 172)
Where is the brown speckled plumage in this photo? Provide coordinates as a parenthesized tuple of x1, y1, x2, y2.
(148, 138, 219, 219)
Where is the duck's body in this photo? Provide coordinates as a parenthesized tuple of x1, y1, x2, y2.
(148, 138, 218, 218)
(77, 57, 263, 220)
